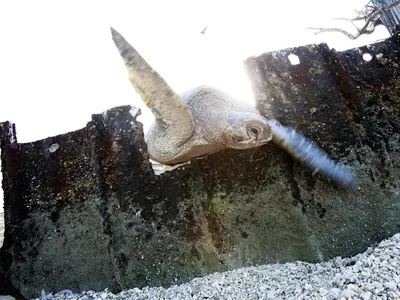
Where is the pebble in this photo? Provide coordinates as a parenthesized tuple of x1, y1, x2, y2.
(329, 287, 341, 296)
(361, 291, 372, 300)
(340, 289, 355, 299)
(384, 281, 397, 290)
(304, 283, 312, 290)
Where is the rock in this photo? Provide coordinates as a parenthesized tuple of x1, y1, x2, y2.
(318, 287, 328, 296)
(329, 288, 341, 296)
(384, 281, 397, 290)
(304, 283, 312, 290)
(340, 288, 356, 299)
(1, 35, 400, 299)
(361, 291, 372, 300)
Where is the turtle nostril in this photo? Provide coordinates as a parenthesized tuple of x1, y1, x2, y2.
(233, 135, 245, 142)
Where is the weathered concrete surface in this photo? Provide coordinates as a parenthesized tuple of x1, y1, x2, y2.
(0, 35, 399, 298)
(245, 35, 400, 258)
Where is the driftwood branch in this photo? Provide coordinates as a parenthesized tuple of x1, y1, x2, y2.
(307, 0, 400, 40)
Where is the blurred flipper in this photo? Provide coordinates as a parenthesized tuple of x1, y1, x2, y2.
(268, 120, 357, 190)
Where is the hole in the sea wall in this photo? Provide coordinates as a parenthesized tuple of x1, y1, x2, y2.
(288, 54, 300, 65)
(362, 53, 373, 62)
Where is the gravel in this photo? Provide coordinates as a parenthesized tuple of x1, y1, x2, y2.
(33, 233, 400, 299)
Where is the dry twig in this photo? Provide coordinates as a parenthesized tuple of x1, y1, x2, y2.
(308, 0, 400, 39)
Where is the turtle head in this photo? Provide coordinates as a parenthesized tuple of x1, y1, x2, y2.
(222, 111, 272, 149)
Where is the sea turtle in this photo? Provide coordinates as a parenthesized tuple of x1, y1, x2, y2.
(111, 28, 357, 189)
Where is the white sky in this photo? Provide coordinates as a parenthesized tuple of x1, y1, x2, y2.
(0, 0, 390, 212)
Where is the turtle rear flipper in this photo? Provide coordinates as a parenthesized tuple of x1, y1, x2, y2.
(111, 28, 194, 147)
(269, 120, 357, 190)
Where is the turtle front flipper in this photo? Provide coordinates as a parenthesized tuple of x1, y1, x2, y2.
(268, 120, 357, 190)
(111, 27, 194, 146)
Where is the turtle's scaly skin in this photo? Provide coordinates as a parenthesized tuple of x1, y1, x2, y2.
(111, 28, 357, 189)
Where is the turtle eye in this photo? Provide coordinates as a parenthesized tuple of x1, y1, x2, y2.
(250, 128, 259, 135)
